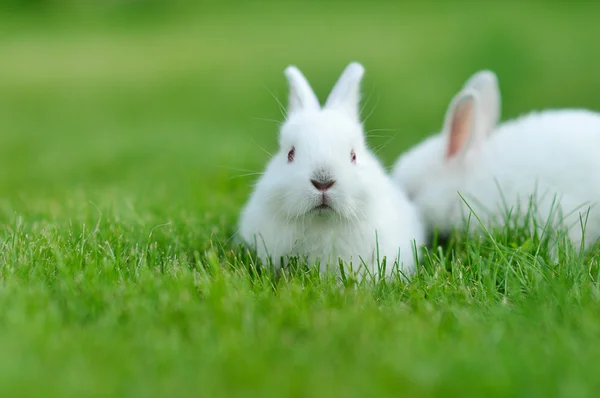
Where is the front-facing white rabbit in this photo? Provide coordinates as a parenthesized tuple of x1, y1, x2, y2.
(392, 70, 600, 251)
(239, 62, 425, 280)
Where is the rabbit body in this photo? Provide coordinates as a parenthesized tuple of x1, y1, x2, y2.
(416, 110, 600, 248)
(240, 63, 425, 278)
(393, 70, 600, 250)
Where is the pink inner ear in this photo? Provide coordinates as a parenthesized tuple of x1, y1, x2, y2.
(447, 99, 474, 159)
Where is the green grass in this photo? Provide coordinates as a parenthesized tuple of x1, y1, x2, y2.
(2, 2, 600, 396)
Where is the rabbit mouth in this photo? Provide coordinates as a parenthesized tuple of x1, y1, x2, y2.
(311, 195, 334, 213)
(311, 203, 334, 215)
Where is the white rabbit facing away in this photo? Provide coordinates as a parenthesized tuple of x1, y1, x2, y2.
(393, 70, 600, 251)
(239, 62, 425, 280)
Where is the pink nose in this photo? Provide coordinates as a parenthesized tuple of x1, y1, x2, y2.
(311, 179, 335, 191)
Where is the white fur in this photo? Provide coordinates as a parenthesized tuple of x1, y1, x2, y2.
(239, 63, 425, 279)
(393, 70, 600, 250)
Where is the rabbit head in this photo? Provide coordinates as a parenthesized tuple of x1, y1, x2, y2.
(392, 70, 501, 200)
(262, 62, 381, 222)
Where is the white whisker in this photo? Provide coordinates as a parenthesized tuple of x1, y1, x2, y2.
(262, 85, 287, 118)
(249, 137, 274, 157)
(373, 130, 402, 155)
(251, 117, 283, 126)
(216, 165, 259, 174)
(229, 172, 264, 181)
(360, 88, 374, 116)
(362, 93, 380, 124)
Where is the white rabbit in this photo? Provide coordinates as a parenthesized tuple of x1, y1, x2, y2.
(239, 62, 425, 280)
(392, 70, 600, 251)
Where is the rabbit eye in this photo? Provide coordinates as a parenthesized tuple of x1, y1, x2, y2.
(351, 149, 356, 164)
(287, 147, 295, 163)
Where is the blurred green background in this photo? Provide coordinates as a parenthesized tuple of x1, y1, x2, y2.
(2, 1, 600, 211)
(2, 1, 600, 396)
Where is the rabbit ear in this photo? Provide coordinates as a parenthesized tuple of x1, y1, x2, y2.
(324, 62, 365, 119)
(443, 89, 481, 159)
(284, 66, 320, 115)
(461, 70, 501, 135)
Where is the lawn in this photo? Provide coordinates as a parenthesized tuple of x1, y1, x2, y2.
(2, 2, 600, 397)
